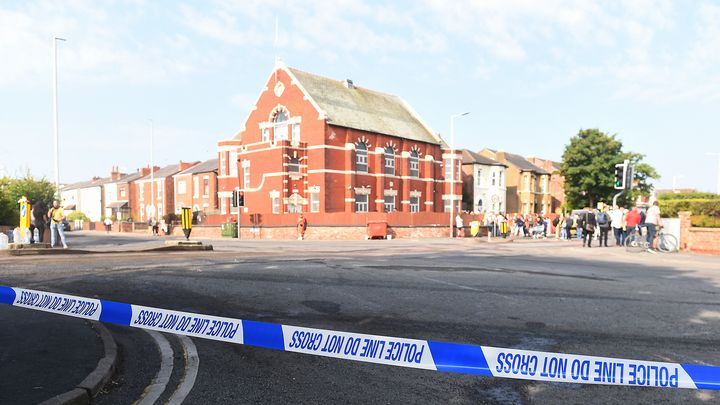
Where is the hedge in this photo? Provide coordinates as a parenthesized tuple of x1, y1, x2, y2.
(659, 199, 720, 218)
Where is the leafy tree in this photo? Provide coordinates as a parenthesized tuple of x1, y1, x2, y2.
(0, 175, 56, 226)
(560, 129, 658, 209)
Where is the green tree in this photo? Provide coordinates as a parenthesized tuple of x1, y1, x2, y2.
(560, 129, 658, 209)
(0, 175, 56, 226)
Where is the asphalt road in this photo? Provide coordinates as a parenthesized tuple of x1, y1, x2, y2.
(1, 232, 720, 404)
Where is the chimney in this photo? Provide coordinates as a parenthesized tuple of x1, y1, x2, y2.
(110, 165, 124, 181)
(343, 79, 354, 89)
(178, 160, 198, 172)
(139, 166, 151, 176)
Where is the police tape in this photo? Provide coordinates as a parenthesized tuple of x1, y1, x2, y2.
(1, 285, 718, 390)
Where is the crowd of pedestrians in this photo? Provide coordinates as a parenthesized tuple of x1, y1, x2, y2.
(461, 202, 663, 252)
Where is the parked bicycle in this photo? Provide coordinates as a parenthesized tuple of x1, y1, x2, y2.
(625, 226, 678, 253)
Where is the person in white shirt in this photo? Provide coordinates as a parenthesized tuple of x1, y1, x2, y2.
(644, 201, 662, 251)
(455, 214, 464, 238)
(610, 206, 625, 246)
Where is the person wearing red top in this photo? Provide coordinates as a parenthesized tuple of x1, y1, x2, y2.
(625, 207, 642, 238)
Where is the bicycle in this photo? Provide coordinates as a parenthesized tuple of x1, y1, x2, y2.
(625, 226, 678, 253)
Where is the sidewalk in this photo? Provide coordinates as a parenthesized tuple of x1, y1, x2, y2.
(0, 305, 111, 404)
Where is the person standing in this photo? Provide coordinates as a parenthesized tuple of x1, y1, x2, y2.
(48, 200, 68, 249)
(297, 214, 308, 240)
(31, 201, 48, 244)
(610, 206, 625, 246)
(625, 206, 642, 238)
(455, 213, 464, 238)
(104, 217, 113, 233)
(582, 207, 597, 248)
(645, 201, 662, 252)
(596, 206, 611, 247)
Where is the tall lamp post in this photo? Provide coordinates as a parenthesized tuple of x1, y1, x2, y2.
(449, 112, 469, 238)
(53, 36, 66, 199)
(707, 153, 720, 195)
(149, 119, 155, 221)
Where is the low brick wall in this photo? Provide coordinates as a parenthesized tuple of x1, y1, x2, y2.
(678, 211, 720, 255)
(167, 224, 453, 240)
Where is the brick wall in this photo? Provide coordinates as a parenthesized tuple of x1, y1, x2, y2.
(678, 211, 720, 255)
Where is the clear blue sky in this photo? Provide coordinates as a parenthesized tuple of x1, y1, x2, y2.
(1, 0, 719, 192)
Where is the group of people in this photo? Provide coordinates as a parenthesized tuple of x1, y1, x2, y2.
(564, 202, 662, 250)
(457, 201, 663, 251)
(24, 199, 68, 248)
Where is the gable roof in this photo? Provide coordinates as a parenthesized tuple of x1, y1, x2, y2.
(481, 148, 549, 174)
(60, 177, 110, 192)
(175, 159, 218, 176)
(283, 65, 443, 146)
(117, 172, 144, 184)
(461, 149, 506, 166)
(136, 164, 182, 182)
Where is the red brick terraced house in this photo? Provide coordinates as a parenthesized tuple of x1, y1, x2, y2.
(131, 161, 197, 223)
(214, 62, 462, 238)
(173, 158, 218, 215)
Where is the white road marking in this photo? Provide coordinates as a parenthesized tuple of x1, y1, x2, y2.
(167, 336, 200, 405)
(136, 330, 174, 405)
(419, 275, 480, 291)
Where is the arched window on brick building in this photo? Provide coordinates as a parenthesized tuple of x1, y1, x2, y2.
(274, 110, 288, 141)
(384, 146, 395, 175)
(356, 142, 368, 172)
(409, 150, 419, 177)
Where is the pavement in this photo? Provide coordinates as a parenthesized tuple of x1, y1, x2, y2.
(2, 231, 720, 403)
(0, 305, 113, 404)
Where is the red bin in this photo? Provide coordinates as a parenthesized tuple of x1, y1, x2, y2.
(366, 220, 388, 239)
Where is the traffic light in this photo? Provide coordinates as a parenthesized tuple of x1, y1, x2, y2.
(613, 163, 626, 190)
(232, 190, 245, 207)
(624, 165, 634, 190)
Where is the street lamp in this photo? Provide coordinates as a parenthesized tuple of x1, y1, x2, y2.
(707, 153, 720, 194)
(52, 36, 66, 199)
(149, 119, 155, 221)
(449, 112, 469, 238)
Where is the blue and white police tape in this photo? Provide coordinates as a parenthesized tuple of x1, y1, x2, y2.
(1, 285, 718, 390)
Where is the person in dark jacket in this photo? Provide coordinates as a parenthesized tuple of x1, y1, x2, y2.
(31, 201, 48, 244)
(582, 207, 597, 248)
(596, 205, 611, 247)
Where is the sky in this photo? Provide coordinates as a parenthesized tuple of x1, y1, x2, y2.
(1, 0, 719, 192)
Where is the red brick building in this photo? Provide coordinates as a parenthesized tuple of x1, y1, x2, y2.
(173, 158, 218, 215)
(131, 161, 197, 222)
(215, 62, 461, 226)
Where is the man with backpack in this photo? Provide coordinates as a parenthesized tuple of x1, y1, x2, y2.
(596, 205, 611, 247)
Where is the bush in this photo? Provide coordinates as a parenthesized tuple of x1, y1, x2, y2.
(66, 211, 90, 221)
(658, 192, 720, 200)
(659, 199, 720, 218)
(163, 213, 179, 224)
(692, 215, 720, 228)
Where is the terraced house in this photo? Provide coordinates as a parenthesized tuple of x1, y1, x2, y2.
(479, 149, 553, 215)
(216, 62, 461, 230)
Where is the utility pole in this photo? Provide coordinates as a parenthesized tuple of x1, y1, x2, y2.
(52, 36, 66, 199)
(449, 112, 469, 238)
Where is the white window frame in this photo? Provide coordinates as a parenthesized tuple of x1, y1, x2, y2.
(221, 197, 227, 214)
(272, 197, 280, 214)
(476, 169, 482, 186)
(203, 176, 210, 197)
(178, 180, 186, 194)
(356, 143, 368, 173)
(409, 151, 419, 177)
(310, 191, 320, 213)
(229, 151, 237, 176)
(445, 158, 452, 179)
(243, 164, 251, 190)
(288, 157, 300, 173)
(139, 184, 144, 201)
(384, 195, 395, 212)
(220, 152, 227, 175)
(410, 196, 420, 213)
(274, 111, 289, 141)
(492, 171, 496, 186)
(262, 128, 270, 142)
(157, 180, 163, 199)
(292, 124, 300, 143)
(384, 147, 395, 175)
(355, 194, 368, 212)
(193, 177, 199, 198)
